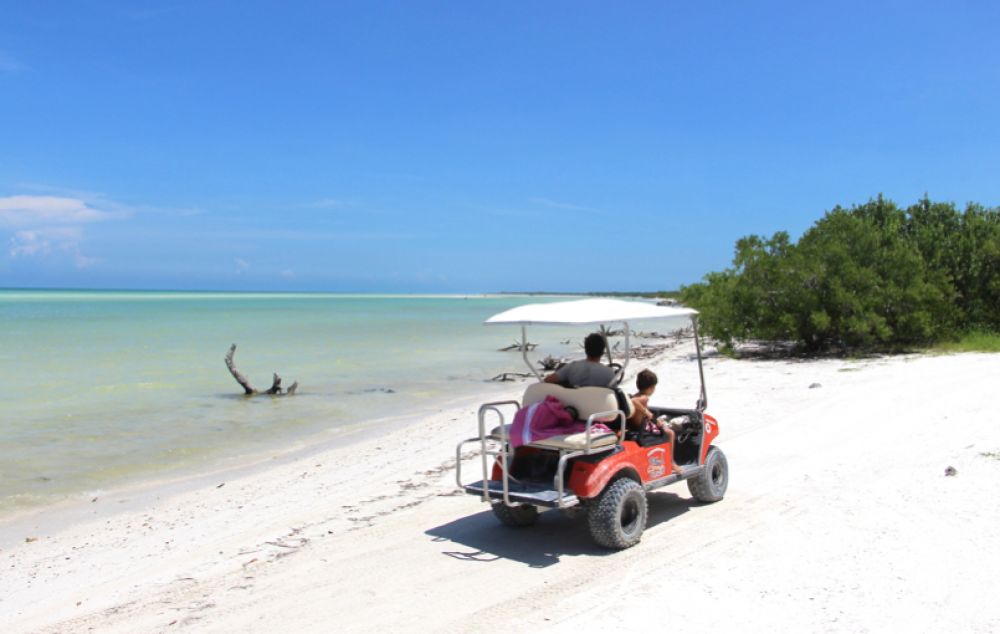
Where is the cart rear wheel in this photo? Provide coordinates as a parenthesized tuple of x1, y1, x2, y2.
(688, 446, 728, 502)
(491, 502, 539, 527)
(587, 477, 647, 549)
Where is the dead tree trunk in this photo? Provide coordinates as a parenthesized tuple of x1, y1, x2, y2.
(225, 344, 298, 396)
(537, 355, 567, 371)
(490, 371, 535, 382)
(498, 340, 537, 352)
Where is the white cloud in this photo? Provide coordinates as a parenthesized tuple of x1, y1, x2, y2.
(280, 269, 295, 279)
(1, 193, 125, 267)
(235, 258, 251, 273)
(0, 195, 114, 227)
(12, 184, 195, 218)
(9, 230, 55, 257)
(8, 227, 98, 268)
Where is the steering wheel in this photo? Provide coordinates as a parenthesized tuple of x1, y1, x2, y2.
(675, 426, 692, 445)
(673, 417, 697, 444)
(608, 362, 624, 385)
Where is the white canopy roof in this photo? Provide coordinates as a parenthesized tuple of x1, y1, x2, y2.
(485, 298, 697, 326)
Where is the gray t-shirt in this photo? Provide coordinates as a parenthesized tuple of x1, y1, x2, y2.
(555, 360, 615, 387)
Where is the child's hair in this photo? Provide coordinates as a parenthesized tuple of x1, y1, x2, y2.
(636, 369, 658, 391)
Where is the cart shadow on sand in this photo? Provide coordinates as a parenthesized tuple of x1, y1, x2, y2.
(425, 490, 699, 568)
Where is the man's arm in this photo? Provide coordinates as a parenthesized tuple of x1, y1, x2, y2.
(543, 372, 561, 384)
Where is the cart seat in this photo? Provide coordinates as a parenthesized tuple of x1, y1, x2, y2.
(488, 423, 618, 451)
(528, 431, 618, 450)
(487, 383, 631, 449)
(487, 423, 618, 450)
(521, 382, 633, 422)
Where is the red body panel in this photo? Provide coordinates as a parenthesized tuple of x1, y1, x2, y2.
(491, 412, 721, 501)
(570, 412, 721, 499)
(568, 442, 655, 498)
(701, 413, 719, 463)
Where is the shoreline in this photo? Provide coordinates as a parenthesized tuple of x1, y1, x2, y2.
(0, 317, 681, 526)
(3, 346, 998, 632)
(0, 292, 604, 515)
(0, 378, 517, 549)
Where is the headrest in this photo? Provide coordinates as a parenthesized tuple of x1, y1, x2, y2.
(522, 382, 633, 423)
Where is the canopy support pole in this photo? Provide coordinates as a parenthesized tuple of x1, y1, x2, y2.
(621, 321, 631, 379)
(692, 316, 708, 411)
(522, 325, 542, 381)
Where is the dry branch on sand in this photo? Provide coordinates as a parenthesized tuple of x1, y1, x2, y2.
(630, 343, 672, 359)
(225, 344, 298, 396)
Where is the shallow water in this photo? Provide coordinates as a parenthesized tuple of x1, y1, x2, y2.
(0, 291, 687, 513)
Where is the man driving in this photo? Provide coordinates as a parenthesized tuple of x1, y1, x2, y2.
(543, 332, 615, 387)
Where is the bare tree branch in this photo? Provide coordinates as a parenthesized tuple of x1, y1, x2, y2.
(266, 373, 282, 395)
(490, 371, 534, 382)
(499, 340, 537, 352)
(537, 355, 568, 371)
(225, 344, 257, 395)
(225, 344, 297, 396)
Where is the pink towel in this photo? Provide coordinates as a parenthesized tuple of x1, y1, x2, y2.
(510, 395, 612, 448)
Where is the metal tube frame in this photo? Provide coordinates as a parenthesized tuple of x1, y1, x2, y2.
(455, 400, 519, 505)
(619, 322, 630, 385)
(455, 404, 624, 509)
(550, 409, 623, 506)
(692, 316, 708, 412)
(522, 325, 542, 381)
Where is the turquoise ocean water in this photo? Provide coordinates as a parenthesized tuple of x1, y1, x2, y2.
(0, 291, 686, 515)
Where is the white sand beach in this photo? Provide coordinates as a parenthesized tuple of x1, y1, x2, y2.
(2, 344, 999, 633)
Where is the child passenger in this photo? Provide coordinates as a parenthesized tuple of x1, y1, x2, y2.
(629, 369, 683, 474)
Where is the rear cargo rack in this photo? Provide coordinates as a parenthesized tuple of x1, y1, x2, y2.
(455, 400, 624, 509)
(462, 479, 578, 507)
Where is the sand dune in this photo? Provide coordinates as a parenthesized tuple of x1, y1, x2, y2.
(2, 346, 998, 633)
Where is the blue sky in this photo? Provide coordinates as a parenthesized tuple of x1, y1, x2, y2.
(2, 1, 999, 292)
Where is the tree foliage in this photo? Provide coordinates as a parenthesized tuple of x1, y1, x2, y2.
(680, 196, 1000, 353)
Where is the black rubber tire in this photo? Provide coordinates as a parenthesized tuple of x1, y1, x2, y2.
(491, 502, 539, 527)
(587, 478, 648, 549)
(687, 446, 728, 502)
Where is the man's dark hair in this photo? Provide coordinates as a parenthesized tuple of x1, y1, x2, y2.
(584, 333, 606, 358)
(636, 369, 658, 391)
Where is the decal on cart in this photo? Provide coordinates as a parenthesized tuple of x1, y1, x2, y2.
(647, 447, 667, 479)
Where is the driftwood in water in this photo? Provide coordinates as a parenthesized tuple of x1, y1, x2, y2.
(490, 371, 535, 382)
(498, 340, 537, 352)
(635, 330, 673, 339)
(225, 344, 298, 396)
(537, 355, 568, 371)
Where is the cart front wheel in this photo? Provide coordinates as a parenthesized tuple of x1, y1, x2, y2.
(688, 446, 728, 502)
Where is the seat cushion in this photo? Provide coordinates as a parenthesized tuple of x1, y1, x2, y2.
(528, 431, 618, 451)
(522, 383, 633, 422)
